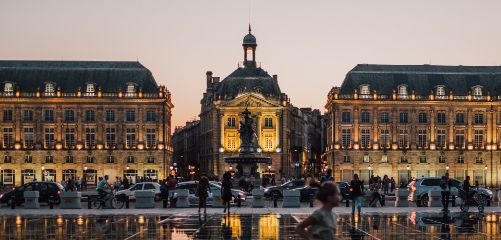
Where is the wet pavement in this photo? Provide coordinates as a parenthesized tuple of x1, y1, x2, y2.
(0, 211, 499, 239)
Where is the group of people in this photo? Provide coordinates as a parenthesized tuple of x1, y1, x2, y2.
(60, 177, 87, 192)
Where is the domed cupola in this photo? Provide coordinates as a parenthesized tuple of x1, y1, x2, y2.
(243, 25, 257, 68)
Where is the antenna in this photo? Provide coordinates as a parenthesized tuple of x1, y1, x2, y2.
(248, 0, 252, 26)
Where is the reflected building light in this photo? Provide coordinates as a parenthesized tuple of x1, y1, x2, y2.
(259, 214, 279, 240)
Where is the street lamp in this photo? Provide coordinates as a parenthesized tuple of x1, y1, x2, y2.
(294, 162, 300, 178)
(368, 164, 372, 178)
(406, 165, 411, 184)
(446, 165, 449, 173)
(229, 166, 233, 171)
(484, 165, 488, 187)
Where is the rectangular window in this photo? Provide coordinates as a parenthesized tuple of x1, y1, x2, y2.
(227, 135, 236, 150)
(45, 128, 55, 148)
(360, 111, 371, 124)
(227, 117, 236, 127)
(23, 128, 34, 148)
(65, 128, 75, 149)
(85, 128, 96, 148)
(341, 129, 351, 149)
(64, 110, 75, 122)
(126, 128, 136, 149)
(105, 128, 116, 148)
(3, 156, 12, 163)
(437, 112, 446, 124)
(455, 130, 465, 149)
(85, 110, 95, 122)
(417, 130, 427, 148)
(419, 156, 427, 163)
(438, 156, 446, 164)
(399, 112, 408, 123)
(264, 117, 273, 128)
(24, 155, 33, 163)
(45, 156, 54, 163)
(341, 111, 352, 123)
(65, 156, 74, 163)
(23, 110, 33, 122)
(456, 113, 465, 124)
(343, 155, 351, 163)
(457, 155, 464, 164)
(3, 128, 13, 149)
(379, 112, 389, 123)
(380, 129, 390, 149)
(105, 110, 115, 122)
(106, 156, 115, 163)
(126, 110, 136, 122)
(86, 156, 95, 164)
(436, 129, 446, 149)
(474, 113, 484, 124)
(146, 111, 157, 122)
(264, 133, 274, 150)
(475, 156, 483, 164)
(418, 112, 427, 123)
(3, 110, 12, 122)
(147, 156, 155, 163)
(146, 129, 157, 149)
(400, 156, 408, 163)
(127, 156, 135, 163)
(360, 129, 370, 149)
(44, 110, 54, 122)
(474, 129, 484, 148)
(398, 129, 409, 149)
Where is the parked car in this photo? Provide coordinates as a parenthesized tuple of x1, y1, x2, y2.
(115, 182, 162, 201)
(172, 181, 247, 206)
(409, 177, 493, 207)
(0, 182, 64, 205)
(337, 181, 351, 200)
(298, 181, 351, 202)
(263, 179, 305, 198)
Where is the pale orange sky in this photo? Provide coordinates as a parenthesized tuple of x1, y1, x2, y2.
(1, 1, 501, 128)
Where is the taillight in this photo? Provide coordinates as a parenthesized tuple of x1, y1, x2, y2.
(57, 191, 61, 195)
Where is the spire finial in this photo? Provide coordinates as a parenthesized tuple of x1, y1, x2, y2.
(248, 24, 252, 34)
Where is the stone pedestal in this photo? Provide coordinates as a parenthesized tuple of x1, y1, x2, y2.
(251, 189, 265, 208)
(175, 189, 190, 208)
(394, 189, 409, 207)
(212, 190, 224, 208)
(282, 190, 300, 208)
(134, 190, 155, 209)
(24, 191, 40, 209)
(60, 191, 82, 209)
(428, 190, 442, 207)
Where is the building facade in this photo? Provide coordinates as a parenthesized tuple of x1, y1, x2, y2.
(174, 27, 324, 179)
(0, 61, 173, 186)
(172, 120, 200, 177)
(325, 64, 501, 187)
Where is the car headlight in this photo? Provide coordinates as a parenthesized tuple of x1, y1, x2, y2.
(264, 189, 269, 192)
(0, 194, 3, 199)
(486, 189, 493, 195)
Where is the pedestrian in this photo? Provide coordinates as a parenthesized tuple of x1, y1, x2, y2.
(390, 177, 396, 193)
(270, 175, 276, 186)
(66, 178, 75, 192)
(440, 172, 451, 211)
(122, 177, 130, 189)
(75, 177, 81, 191)
(81, 177, 87, 191)
(350, 174, 364, 216)
(295, 181, 342, 240)
(383, 175, 390, 195)
(221, 172, 233, 214)
(160, 179, 169, 206)
(369, 182, 384, 207)
(197, 175, 209, 214)
(320, 169, 333, 183)
(167, 175, 177, 207)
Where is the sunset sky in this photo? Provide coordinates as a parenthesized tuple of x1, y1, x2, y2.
(1, 0, 501, 128)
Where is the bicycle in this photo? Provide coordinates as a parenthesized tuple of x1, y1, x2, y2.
(457, 188, 487, 213)
(90, 192, 126, 209)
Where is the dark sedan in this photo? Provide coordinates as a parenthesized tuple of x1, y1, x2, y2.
(0, 182, 64, 205)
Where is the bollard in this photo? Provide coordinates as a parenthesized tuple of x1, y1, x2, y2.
(346, 198, 350, 207)
(273, 196, 278, 208)
(125, 195, 130, 209)
(163, 199, 168, 208)
(87, 196, 92, 209)
(451, 195, 456, 207)
(309, 198, 314, 208)
(487, 199, 491, 207)
(237, 197, 241, 208)
(10, 196, 15, 209)
(49, 196, 54, 209)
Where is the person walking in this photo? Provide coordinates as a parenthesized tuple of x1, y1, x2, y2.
(221, 172, 233, 214)
(320, 169, 333, 183)
(160, 179, 169, 207)
(383, 175, 390, 195)
(350, 174, 364, 216)
(295, 181, 342, 240)
(197, 176, 210, 214)
(390, 177, 396, 194)
(440, 172, 451, 211)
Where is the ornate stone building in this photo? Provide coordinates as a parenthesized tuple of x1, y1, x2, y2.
(326, 64, 501, 186)
(0, 61, 173, 186)
(174, 27, 324, 178)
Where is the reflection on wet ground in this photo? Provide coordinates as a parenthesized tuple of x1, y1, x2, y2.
(0, 211, 498, 239)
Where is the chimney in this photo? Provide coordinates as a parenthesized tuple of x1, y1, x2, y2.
(206, 71, 213, 88)
(273, 75, 278, 82)
(213, 77, 220, 83)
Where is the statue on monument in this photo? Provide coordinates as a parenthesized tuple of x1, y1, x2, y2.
(239, 108, 254, 149)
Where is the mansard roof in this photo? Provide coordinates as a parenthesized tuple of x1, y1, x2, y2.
(0, 60, 159, 93)
(340, 64, 501, 95)
(216, 66, 282, 100)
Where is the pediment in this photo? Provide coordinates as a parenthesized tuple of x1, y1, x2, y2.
(222, 93, 281, 108)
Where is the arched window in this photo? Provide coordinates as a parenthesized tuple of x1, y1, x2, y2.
(45, 83, 55, 96)
(126, 83, 136, 97)
(4, 83, 13, 96)
(472, 86, 482, 97)
(85, 83, 95, 96)
(436, 85, 445, 97)
(359, 85, 370, 98)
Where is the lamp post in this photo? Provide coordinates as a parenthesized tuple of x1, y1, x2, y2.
(368, 164, 372, 179)
(406, 165, 411, 184)
(484, 165, 488, 187)
(490, 105, 494, 188)
(446, 165, 449, 174)
(294, 162, 300, 178)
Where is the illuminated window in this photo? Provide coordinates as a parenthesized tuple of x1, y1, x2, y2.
(264, 117, 273, 128)
(473, 86, 482, 97)
(65, 128, 75, 149)
(85, 83, 95, 96)
(146, 129, 156, 149)
(3, 128, 13, 149)
(44, 128, 55, 149)
(105, 128, 116, 148)
(359, 85, 370, 98)
(24, 128, 34, 148)
(227, 117, 236, 127)
(436, 86, 445, 97)
(126, 128, 136, 149)
(341, 129, 351, 149)
(455, 130, 465, 149)
(85, 128, 96, 148)
(264, 133, 273, 150)
(380, 129, 390, 149)
(126, 83, 136, 97)
(398, 85, 408, 99)
(474, 130, 483, 148)
(417, 130, 427, 148)
(360, 129, 370, 149)
(227, 134, 237, 150)
(246, 47, 254, 61)
(436, 129, 446, 149)
(45, 83, 55, 96)
(398, 129, 409, 149)
(4, 83, 13, 96)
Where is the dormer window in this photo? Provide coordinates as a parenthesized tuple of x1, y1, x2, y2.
(45, 83, 55, 96)
(126, 83, 136, 97)
(359, 85, 370, 99)
(436, 86, 445, 96)
(472, 85, 483, 97)
(85, 83, 95, 96)
(3, 83, 13, 96)
(398, 85, 408, 99)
